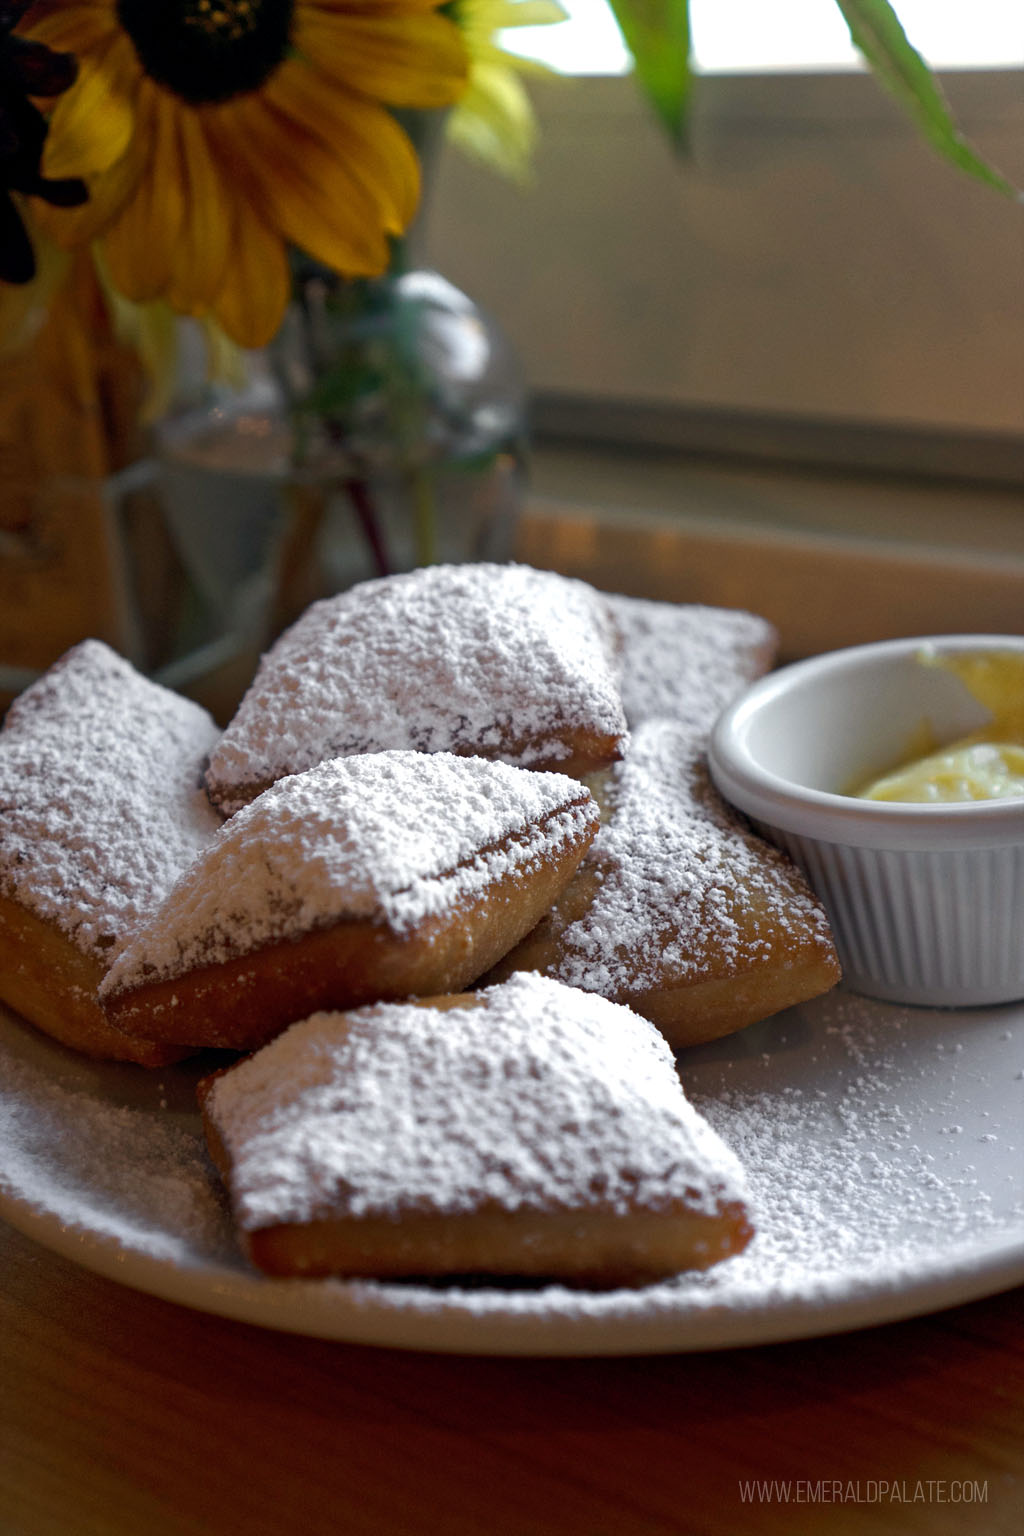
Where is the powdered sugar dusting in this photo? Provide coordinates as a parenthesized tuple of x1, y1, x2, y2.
(0, 640, 221, 957)
(206, 564, 627, 808)
(206, 973, 749, 1231)
(0, 1038, 230, 1264)
(341, 995, 1024, 1325)
(677, 997, 1024, 1308)
(549, 719, 833, 997)
(102, 753, 598, 992)
(607, 595, 776, 730)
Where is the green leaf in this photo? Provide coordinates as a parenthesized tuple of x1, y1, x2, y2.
(835, 0, 1019, 197)
(606, 0, 693, 148)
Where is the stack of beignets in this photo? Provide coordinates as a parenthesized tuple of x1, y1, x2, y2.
(0, 562, 845, 1290)
(0, 567, 839, 1063)
(198, 972, 754, 1285)
(0, 640, 220, 1064)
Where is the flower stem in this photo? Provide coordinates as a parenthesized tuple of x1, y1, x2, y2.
(345, 478, 390, 577)
(408, 465, 437, 568)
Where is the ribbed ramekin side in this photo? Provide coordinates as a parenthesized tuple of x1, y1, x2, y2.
(760, 829, 1024, 1008)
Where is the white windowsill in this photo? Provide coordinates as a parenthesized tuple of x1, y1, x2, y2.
(525, 442, 1024, 561)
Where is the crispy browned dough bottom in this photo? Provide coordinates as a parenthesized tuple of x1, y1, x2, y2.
(0, 893, 191, 1066)
(627, 951, 841, 1049)
(243, 1205, 753, 1286)
(104, 821, 598, 1053)
(488, 909, 841, 1050)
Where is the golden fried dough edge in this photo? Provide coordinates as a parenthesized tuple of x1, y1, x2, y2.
(104, 812, 599, 1053)
(0, 893, 192, 1066)
(241, 1202, 753, 1286)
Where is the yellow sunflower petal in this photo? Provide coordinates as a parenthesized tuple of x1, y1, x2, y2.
(208, 68, 411, 276)
(459, 0, 567, 33)
(211, 207, 291, 350)
(35, 112, 148, 249)
(294, 10, 467, 108)
(165, 110, 233, 312)
(448, 63, 536, 182)
(268, 57, 420, 229)
(306, 0, 448, 12)
(496, 0, 568, 25)
(42, 33, 137, 180)
(102, 86, 185, 302)
(221, 103, 390, 273)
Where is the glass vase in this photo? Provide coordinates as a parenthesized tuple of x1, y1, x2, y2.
(268, 255, 527, 601)
(154, 257, 527, 645)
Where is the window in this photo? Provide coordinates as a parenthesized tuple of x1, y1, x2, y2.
(427, 4, 1024, 479)
(502, 0, 1024, 75)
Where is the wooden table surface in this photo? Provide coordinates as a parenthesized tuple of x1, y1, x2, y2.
(2, 1215, 1021, 1536)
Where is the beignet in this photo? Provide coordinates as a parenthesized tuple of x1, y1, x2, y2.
(607, 593, 777, 730)
(0, 640, 221, 1064)
(487, 719, 841, 1047)
(101, 752, 600, 1052)
(204, 562, 628, 816)
(198, 972, 753, 1284)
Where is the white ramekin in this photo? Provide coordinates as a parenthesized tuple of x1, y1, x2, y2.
(708, 635, 1024, 1007)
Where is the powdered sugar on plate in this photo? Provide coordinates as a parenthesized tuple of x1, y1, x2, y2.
(0, 1028, 232, 1266)
(1, 987, 1021, 1352)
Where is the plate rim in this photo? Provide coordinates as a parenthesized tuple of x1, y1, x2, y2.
(3, 991, 1023, 1357)
(3, 1173, 1023, 1357)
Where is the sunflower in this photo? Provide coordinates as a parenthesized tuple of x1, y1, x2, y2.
(19, 0, 468, 347)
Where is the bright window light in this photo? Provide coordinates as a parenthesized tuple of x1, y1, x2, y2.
(501, 0, 1024, 77)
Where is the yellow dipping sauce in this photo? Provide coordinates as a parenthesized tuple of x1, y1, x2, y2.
(856, 650, 1024, 803)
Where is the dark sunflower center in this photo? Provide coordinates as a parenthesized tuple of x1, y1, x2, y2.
(116, 0, 294, 105)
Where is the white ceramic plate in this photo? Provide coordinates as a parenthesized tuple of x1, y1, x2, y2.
(1, 989, 1022, 1356)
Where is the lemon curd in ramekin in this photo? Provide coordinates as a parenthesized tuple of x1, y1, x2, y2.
(709, 636, 1024, 1008)
(854, 648, 1024, 803)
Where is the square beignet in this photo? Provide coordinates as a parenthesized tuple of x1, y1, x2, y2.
(198, 972, 753, 1285)
(204, 562, 628, 816)
(486, 718, 841, 1048)
(101, 752, 600, 1053)
(0, 640, 221, 1064)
